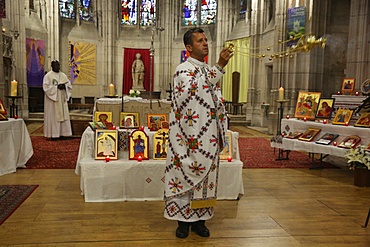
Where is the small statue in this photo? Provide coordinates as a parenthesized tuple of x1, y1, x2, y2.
(132, 53, 145, 90)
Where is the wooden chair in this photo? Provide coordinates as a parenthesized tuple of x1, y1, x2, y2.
(232, 71, 243, 115)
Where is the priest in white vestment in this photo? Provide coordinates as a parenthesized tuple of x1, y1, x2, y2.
(43, 60, 72, 139)
(164, 28, 233, 238)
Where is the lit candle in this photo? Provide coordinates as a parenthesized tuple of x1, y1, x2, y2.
(281, 133, 285, 137)
(109, 83, 115, 96)
(14, 115, 18, 119)
(138, 155, 143, 162)
(10, 80, 18, 96)
(303, 117, 307, 122)
(140, 126, 145, 131)
(355, 91, 359, 96)
(333, 141, 337, 146)
(337, 91, 341, 95)
(345, 121, 349, 126)
(286, 115, 290, 119)
(105, 156, 110, 162)
(227, 156, 232, 162)
(323, 119, 327, 124)
(278, 87, 284, 101)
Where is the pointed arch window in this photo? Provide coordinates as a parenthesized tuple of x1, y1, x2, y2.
(78, 0, 94, 22)
(121, 0, 156, 26)
(182, 0, 217, 26)
(240, 0, 247, 19)
(59, 0, 76, 19)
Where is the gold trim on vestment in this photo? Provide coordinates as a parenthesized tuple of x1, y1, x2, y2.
(190, 198, 217, 209)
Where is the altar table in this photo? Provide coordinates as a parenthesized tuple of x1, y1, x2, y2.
(271, 118, 370, 158)
(75, 127, 244, 202)
(0, 118, 34, 176)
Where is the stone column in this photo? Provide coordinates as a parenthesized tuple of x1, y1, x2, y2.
(346, 0, 370, 84)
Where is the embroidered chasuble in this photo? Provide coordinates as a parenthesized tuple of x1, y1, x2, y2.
(164, 57, 227, 221)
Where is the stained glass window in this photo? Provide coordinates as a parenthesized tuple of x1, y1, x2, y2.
(78, 0, 94, 22)
(240, 0, 247, 19)
(59, 0, 75, 19)
(183, 0, 217, 26)
(183, 0, 197, 26)
(200, 0, 217, 25)
(121, 0, 138, 25)
(30, 0, 35, 11)
(140, 0, 156, 26)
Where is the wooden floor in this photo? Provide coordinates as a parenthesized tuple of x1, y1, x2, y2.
(1, 126, 370, 246)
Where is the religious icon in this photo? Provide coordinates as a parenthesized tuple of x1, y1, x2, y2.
(153, 129, 169, 160)
(119, 112, 139, 129)
(294, 92, 321, 120)
(355, 112, 370, 128)
(147, 114, 167, 131)
(315, 98, 335, 119)
(338, 135, 361, 149)
(219, 132, 232, 160)
(95, 129, 118, 160)
(129, 129, 149, 160)
(0, 98, 6, 115)
(341, 78, 355, 94)
(298, 127, 321, 142)
(332, 108, 353, 125)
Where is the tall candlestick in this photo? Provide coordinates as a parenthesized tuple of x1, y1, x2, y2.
(10, 80, 18, 96)
(109, 83, 115, 96)
(278, 87, 284, 101)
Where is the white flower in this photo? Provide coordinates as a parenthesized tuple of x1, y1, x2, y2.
(345, 145, 370, 170)
(129, 89, 134, 94)
(136, 90, 141, 95)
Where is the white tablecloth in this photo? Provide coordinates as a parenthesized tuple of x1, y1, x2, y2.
(272, 118, 370, 157)
(75, 127, 244, 202)
(0, 118, 34, 176)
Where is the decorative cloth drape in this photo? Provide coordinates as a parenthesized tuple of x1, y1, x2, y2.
(222, 38, 250, 103)
(123, 48, 151, 95)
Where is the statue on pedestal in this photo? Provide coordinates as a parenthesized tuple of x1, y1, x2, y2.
(132, 53, 145, 91)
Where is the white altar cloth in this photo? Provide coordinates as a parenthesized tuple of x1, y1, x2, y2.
(75, 127, 244, 202)
(272, 118, 370, 157)
(0, 118, 34, 176)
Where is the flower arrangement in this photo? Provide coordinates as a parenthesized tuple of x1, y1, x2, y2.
(344, 145, 370, 170)
(129, 89, 141, 97)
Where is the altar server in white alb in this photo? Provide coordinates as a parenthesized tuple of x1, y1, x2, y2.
(164, 27, 233, 238)
(43, 60, 72, 139)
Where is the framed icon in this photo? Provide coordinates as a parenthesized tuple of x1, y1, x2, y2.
(341, 78, 355, 94)
(147, 114, 167, 131)
(0, 98, 6, 115)
(332, 108, 353, 125)
(0, 112, 8, 121)
(355, 112, 370, 127)
(338, 135, 361, 149)
(361, 79, 370, 95)
(94, 111, 113, 123)
(298, 127, 321, 142)
(119, 112, 139, 129)
(294, 91, 321, 120)
(315, 98, 335, 119)
(315, 133, 339, 145)
(219, 132, 232, 160)
(129, 129, 149, 160)
(95, 129, 118, 160)
(153, 129, 169, 160)
(286, 131, 303, 139)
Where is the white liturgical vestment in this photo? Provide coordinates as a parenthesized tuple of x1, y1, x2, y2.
(164, 57, 227, 222)
(43, 71, 72, 138)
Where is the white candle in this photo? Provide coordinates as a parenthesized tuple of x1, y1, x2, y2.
(10, 80, 18, 96)
(109, 83, 115, 96)
(278, 87, 284, 101)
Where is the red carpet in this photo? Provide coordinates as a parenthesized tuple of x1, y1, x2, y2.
(239, 137, 336, 168)
(25, 136, 80, 169)
(0, 185, 38, 225)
